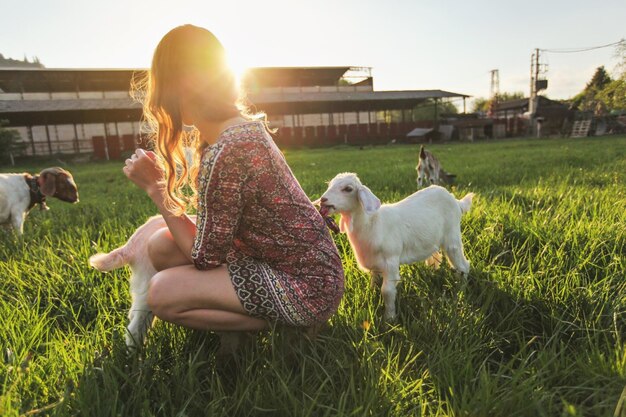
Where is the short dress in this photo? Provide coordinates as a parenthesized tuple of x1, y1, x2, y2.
(191, 121, 344, 326)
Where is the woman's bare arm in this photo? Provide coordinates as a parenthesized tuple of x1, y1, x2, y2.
(147, 188, 197, 261)
(123, 149, 196, 261)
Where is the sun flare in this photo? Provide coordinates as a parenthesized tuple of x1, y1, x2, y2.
(228, 52, 250, 90)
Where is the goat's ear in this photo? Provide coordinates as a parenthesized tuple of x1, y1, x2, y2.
(339, 213, 353, 233)
(40, 172, 57, 196)
(420, 145, 426, 159)
(358, 185, 381, 214)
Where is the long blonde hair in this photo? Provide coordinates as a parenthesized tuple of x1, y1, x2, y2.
(133, 24, 244, 214)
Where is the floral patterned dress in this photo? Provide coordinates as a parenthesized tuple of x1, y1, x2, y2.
(191, 121, 344, 326)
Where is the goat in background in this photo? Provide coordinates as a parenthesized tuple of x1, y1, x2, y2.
(416, 145, 456, 188)
(0, 167, 79, 235)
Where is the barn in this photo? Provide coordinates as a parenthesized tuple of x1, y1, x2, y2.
(0, 67, 469, 158)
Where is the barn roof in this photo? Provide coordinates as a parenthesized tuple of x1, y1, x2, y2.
(0, 90, 468, 126)
(245, 89, 468, 113)
(0, 68, 470, 126)
(0, 68, 143, 93)
(495, 96, 569, 113)
(242, 67, 354, 89)
(0, 67, 360, 93)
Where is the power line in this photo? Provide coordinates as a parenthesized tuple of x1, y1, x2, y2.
(540, 39, 625, 54)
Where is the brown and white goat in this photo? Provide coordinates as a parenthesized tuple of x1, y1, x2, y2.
(416, 146, 456, 188)
(0, 167, 79, 235)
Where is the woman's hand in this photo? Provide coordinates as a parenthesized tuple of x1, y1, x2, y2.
(124, 148, 197, 262)
(123, 149, 165, 199)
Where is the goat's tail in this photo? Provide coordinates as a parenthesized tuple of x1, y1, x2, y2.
(458, 193, 475, 214)
(89, 247, 127, 272)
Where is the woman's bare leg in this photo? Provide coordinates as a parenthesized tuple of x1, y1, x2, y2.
(148, 227, 192, 271)
(147, 264, 268, 332)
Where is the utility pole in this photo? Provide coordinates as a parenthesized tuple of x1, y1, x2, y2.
(490, 69, 500, 98)
(529, 48, 540, 116)
(489, 69, 500, 117)
(529, 48, 548, 136)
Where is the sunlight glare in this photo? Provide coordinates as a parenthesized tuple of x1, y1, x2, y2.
(228, 52, 250, 90)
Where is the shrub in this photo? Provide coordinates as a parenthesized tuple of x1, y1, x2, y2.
(0, 120, 27, 164)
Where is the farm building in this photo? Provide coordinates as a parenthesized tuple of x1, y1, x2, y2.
(492, 96, 572, 137)
(0, 67, 468, 158)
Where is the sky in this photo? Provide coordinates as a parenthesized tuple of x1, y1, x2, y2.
(2, 0, 625, 107)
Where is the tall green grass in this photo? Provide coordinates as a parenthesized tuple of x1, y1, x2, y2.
(1, 136, 625, 416)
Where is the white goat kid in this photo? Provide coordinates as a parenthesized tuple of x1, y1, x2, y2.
(89, 215, 173, 348)
(319, 173, 474, 320)
(90, 215, 263, 354)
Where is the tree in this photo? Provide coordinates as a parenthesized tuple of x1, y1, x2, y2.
(411, 100, 458, 121)
(471, 91, 525, 113)
(586, 66, 612, 90)
(471, 97, 489, 113)
(377, 100, 459, 123)
(0, 121, 27, 165)
(596, 80, 626, 111)
(599, 40, 626, 111)
(572, 66, 613, 115)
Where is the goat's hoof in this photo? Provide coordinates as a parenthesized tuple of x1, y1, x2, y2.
(455, 270, 470, 279)
(383, 313, 397, 322)
(125, 334, 139, 350)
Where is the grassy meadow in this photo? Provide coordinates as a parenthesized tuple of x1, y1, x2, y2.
(1, 135, 625, 416)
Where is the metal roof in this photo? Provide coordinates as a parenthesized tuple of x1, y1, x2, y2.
(406, 127, 434, 137)
(242, 67, 353, 89)
(495, 98, 529, 112)
(0, 68, 146, 93)
(0, 90, 467, 114)
(0, 68, 470, 126)
(0, 98, 142, 125)
(0, 89, 469, 126)
(0, 67, 359, 93)
(0, 98, 141, 112)
(246, 89, 468, 113)
(495, 96, 572, 112)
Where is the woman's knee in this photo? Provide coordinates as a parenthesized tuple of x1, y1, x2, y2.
(147, 271, 176, 321)
(148, 228, 179, 271)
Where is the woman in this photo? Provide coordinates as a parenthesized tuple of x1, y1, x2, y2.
(123, 25, 344, 334)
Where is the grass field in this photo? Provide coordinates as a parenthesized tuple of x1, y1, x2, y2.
(1, 136, 625, 416)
